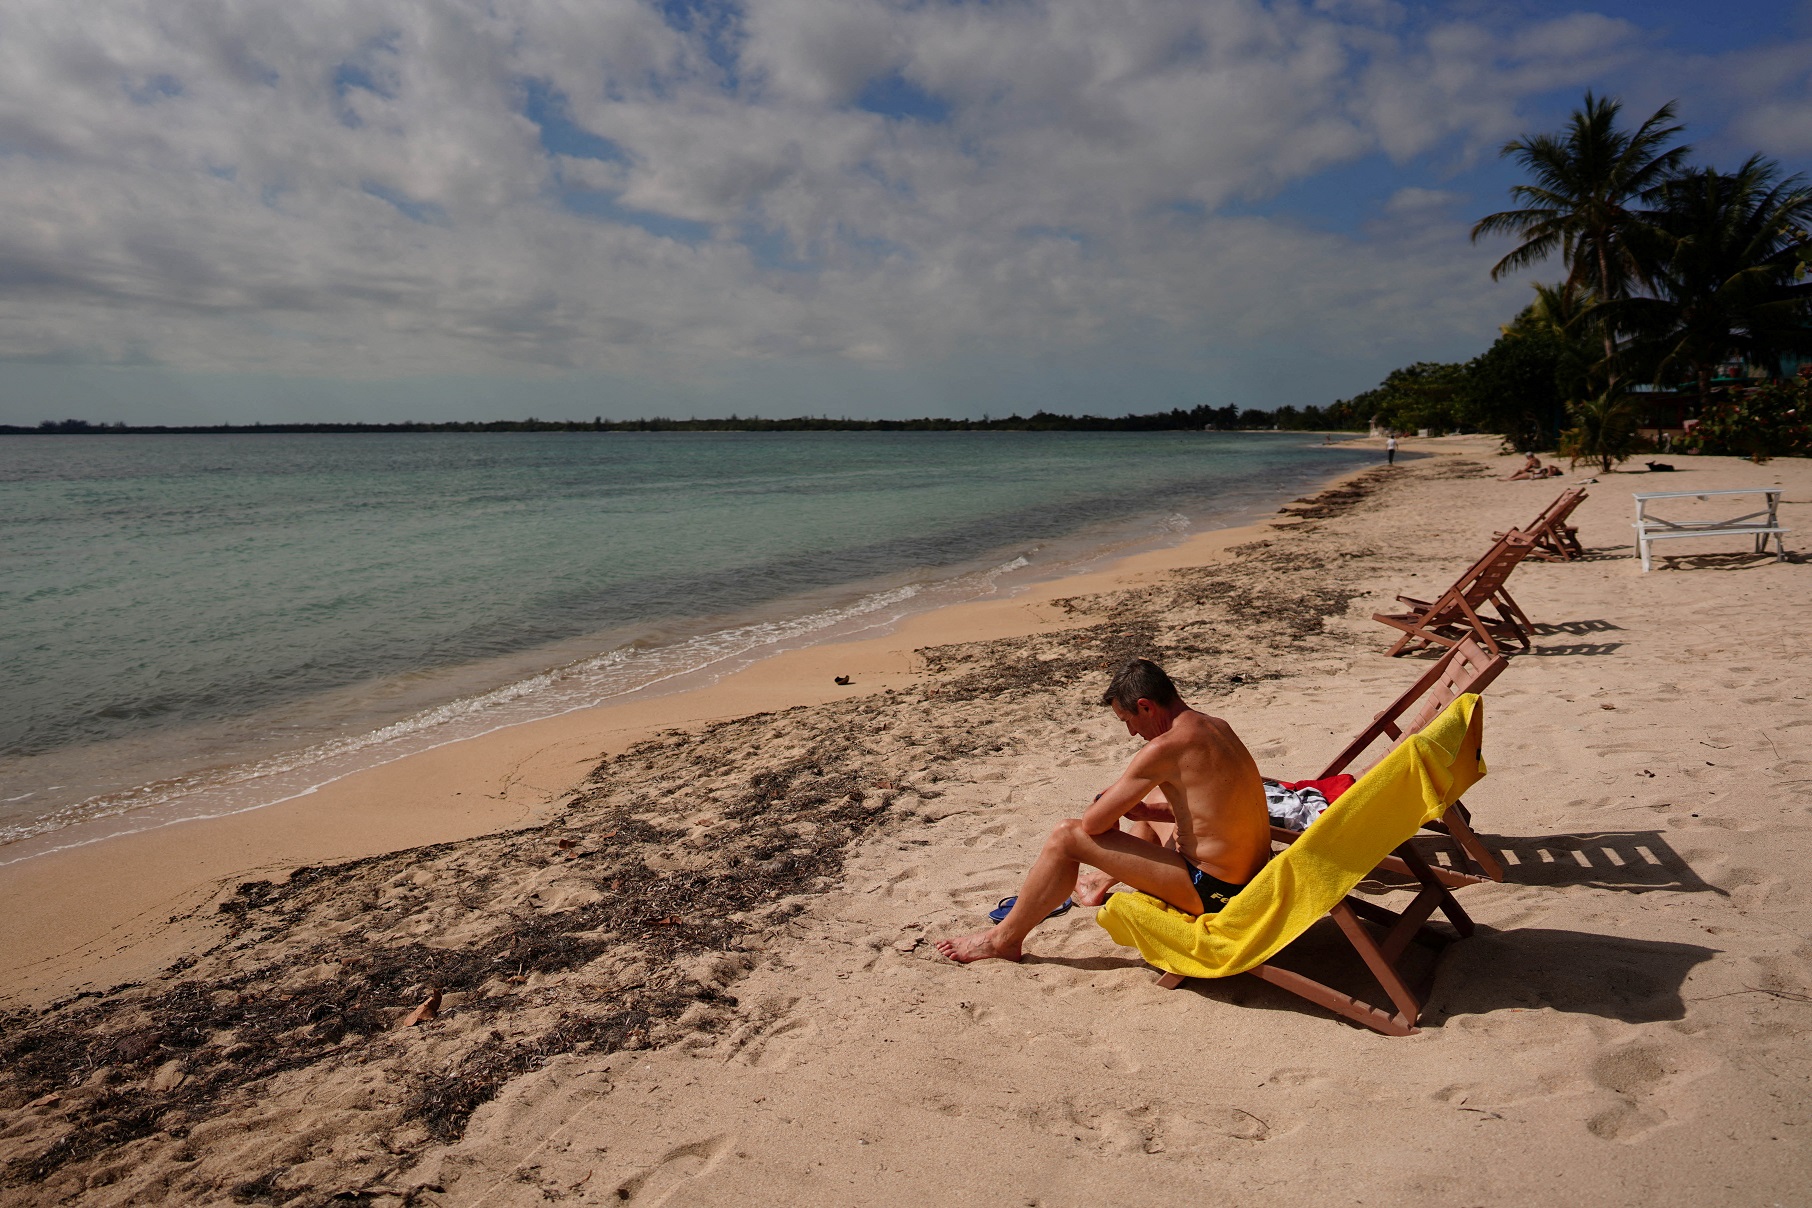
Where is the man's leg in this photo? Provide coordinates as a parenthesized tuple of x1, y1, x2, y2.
(1073, 818, 1173, 906)
(936, 820, 1204, 963)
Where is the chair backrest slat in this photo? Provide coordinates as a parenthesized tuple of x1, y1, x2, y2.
(1319, 636, 1506, 780)
(1526, 487, 1582, 533)
(1462, 532, 1536, 603)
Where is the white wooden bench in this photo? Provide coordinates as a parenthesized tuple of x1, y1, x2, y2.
(1632, 487, 1788, 572)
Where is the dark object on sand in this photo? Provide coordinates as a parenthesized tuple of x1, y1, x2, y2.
(1646, 460, 1675, 472)
(400, 987, 441, 1028)
(834, 675, 852, 685)
(989, 895, 1073, 924)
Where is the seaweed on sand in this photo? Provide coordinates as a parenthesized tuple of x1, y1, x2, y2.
(915, 472, 1398, 703)
(0, 699, 1014, 1203)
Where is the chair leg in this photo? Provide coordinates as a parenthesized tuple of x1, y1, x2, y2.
(1437, 805, 1505, 882)
(1375, 617, 1427, 657)
(1492, 587, 1535, 647)
(1154, 971, 1186, 990)
(1392, 843, 1475, 937)
(1246, 962, 1416, 1037)
(1451, 597, 1502, 658)
(1329, 903, 1425, 1028)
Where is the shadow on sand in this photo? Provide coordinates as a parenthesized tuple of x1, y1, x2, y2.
(1088, 919, 1718, 1031)
(1402, 828, 1725, 895)
(1529, 618, 1625, 636)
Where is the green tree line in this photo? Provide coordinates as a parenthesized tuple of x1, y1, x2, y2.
(5, 406, 1358, 436)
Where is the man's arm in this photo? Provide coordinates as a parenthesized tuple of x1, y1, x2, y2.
(1079, 751, 1168, 834)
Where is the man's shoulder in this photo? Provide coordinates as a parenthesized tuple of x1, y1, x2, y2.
(1175, 709, 1250, 753)
(1160, 709, 1226, 749)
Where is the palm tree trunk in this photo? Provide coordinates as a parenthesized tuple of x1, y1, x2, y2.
(1597, 243, 1619, 391)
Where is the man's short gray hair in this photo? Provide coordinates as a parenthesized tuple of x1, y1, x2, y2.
(1099, 659, 1182, 712)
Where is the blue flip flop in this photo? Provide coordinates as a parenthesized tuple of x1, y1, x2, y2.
(988, 895, 1074, 924)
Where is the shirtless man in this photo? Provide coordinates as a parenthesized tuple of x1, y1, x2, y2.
(1503, 452, 1544, 481)
(936, 659, 1270, 964)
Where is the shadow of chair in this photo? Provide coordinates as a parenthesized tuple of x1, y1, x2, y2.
(1530, 619, 1626, 637)
(1424, 926, 1717, 1025)
(1478, 830, 1726, 894)
(1125, 916, 1715, 1030)
(1524, 641, 1624, 657)
(1648, 550, 1800, 572)
(1367, 828, 1722, 894)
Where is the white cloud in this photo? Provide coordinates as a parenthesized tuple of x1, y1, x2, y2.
(0, 0, 1799, 417)
(1385, 186, 1463, 213)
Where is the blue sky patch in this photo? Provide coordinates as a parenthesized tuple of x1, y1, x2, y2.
(332, 63, 390, 100)
(655, 0, 742, 83)
(562, 190, 712, 242)
(521, 79, 628, 162)
(855, 72, 952, 124)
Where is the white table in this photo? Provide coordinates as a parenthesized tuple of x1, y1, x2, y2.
(1632, 487, 1788, 572)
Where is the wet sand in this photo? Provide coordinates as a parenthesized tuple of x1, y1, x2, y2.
(3, 437, 1809, 1206)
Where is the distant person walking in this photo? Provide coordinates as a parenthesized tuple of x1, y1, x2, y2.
(1385, 434, 1398, 465)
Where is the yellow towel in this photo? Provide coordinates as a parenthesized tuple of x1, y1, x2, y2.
(1096, 693, 1486, 980)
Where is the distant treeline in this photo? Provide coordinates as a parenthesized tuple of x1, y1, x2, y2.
(5, 403, 1370, 435)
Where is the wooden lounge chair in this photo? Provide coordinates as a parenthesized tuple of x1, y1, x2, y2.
(1495, 486, 1587, 562)
(1098, 695, 1487, 1035)
(1273, 637, 1508, 886)
(1373, 531, 1538, 657)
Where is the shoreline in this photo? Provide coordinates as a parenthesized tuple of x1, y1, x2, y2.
(0, 450, 1383, 1009)
(1, 437, 1370, 865)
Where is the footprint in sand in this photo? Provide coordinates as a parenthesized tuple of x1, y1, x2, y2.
(1261, 1066, 1330, 1089)
(955, 999, 995, 1026)
(1584, 1043, 1684, 1141)
(961, 823, 1007, 848)
(612, 1136, 732, 1205)
(728, 1015, 817, 1070)
(877, 866, 921, 897)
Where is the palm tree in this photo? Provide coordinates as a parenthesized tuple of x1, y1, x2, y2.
(1471, 92, 1692, 381)
(1558, 388, 1644, 472)
(1619, 156, 1812, 411)
(1525, 280, 1600, 401)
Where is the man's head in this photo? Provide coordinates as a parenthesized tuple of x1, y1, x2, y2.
(1100, 658, 1185, 739)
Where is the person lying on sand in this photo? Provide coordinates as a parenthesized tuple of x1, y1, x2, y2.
(936, 658, 1270, 964)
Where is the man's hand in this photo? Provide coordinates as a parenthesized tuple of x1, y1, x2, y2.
(1124, 799, 1175, 823)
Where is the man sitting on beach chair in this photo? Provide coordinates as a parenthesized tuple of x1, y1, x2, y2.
(936, 659, 1271, 964)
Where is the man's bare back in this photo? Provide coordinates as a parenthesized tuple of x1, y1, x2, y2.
(936, 659, 1269, 964)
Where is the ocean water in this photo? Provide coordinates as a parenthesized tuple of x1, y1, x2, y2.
(0, 431, 1372, 860)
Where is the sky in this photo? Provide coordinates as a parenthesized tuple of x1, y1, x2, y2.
(2, 0, 1810, 424)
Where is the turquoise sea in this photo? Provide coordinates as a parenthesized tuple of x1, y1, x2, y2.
(0, 431, 1373, 860)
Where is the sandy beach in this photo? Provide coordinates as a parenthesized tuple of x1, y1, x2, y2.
(3, 437, 1809, 1206)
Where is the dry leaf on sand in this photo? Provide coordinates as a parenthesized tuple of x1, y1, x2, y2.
(399, 987, 441, 1028)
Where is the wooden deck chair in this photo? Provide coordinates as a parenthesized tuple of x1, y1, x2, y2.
(1373, 530, 1538, 657)
(1272, 637, 1508, 887)
(1098, 695, 1487, 1036)
(1495, 486, 1587, 562)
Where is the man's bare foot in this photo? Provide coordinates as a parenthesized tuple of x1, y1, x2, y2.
(1072, 868, 1117, 907)
(935, 929, 1023, 964)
